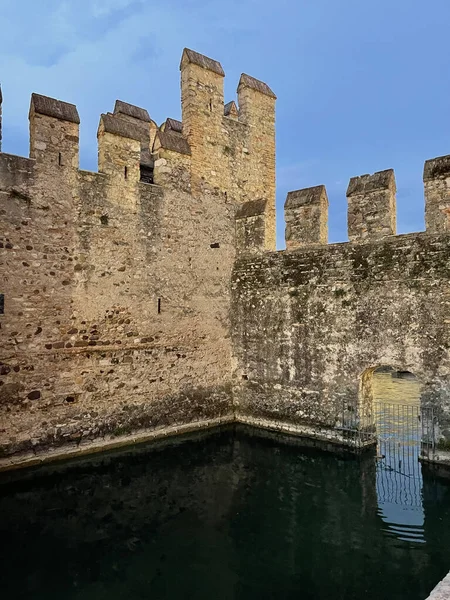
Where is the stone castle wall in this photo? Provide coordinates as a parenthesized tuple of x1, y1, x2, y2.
(232, 168, 450, 447)
(0, 49, 276, 468)
(1, 48, 450, 469)
(232, 233, 450, 437)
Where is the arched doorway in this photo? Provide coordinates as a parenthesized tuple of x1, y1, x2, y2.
(360, 366, 428, 541)
(371, 366, 421, 462)
(359, 365, 423, 457)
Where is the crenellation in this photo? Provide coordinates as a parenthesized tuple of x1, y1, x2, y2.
(180, 48, 225, 76)
(161, 118, 182, 133)
(29, 93, 80, 124)
(237, 73, 276, 101)
(152, 129, 191, 191)
(113, 100, 159, 165)
(100, 112, 149, 142)
(153, 130, 191, 156)
(284, 185, 328, 249)
(423, 154, 450, 233)
(237, 73, 276, 250)
(114, 99, 151, 123)
(347, 169, 396, 242)
(235, 198, 267, 255)
(2, 47, 450, 471)
(180, 47, 226, 196)
(97, 113, 141, 185)
(0, 49, 242, 467)
(29, 94, 80, 172)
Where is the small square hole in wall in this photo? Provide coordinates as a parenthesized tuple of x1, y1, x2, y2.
(140, 164, 154, 184)
(0, 294, 4, 315)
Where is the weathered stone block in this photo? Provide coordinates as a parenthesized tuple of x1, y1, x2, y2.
(423, 154, 450, 233)
(347, 169, 396, 242)
(29, 93, 80, 171)
(285, 185, 328, 248)
(235, 198, 267, 256)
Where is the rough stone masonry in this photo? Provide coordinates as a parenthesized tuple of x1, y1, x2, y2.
(0, 48, 449, 470)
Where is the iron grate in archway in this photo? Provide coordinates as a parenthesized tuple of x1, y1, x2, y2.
(338, 400, 436, 459)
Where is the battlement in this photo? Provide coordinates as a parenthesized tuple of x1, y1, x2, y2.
(423, 155, 450, 233)
(0, 48, 276, 248)
(3, 46, 450, 254)
(237, 73, 276, 99)
(30, 93, 80, 123)
(253, 161, 449, 252)
(285, 185, 328, 248)
(180, 48, 225, 76)
(2, 48, 450, 469)
(114, 100, 151, 122)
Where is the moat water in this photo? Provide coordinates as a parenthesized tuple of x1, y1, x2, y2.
(1, 420, 450, 600)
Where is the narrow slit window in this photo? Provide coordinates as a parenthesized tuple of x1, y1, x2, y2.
(0, 293, 4, 315)
(124, 166, 128, 179)
(210, 243, 220, 248)
(58, 152, 62, 166)
(209, 99, 213, 112)
(157, 298, 161, 314)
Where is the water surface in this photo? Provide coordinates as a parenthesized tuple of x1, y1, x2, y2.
(1, 427, 450, 600)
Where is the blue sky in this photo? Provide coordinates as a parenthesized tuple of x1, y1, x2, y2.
(1, 0, 450, 247)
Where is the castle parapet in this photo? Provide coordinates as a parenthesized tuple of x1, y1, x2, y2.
(284, 185, 328, 249)
(237, 74, 276, 250)
(152, 130, 191, 189)
(180, 48, 225, 139)
(114, 100, 158, 156)
(29, 93, 80, 170)
(161, 118, 182, 133)
(180, 48, 225, 194)
(423, 154, 450, 233)
(347, 169, 396, 243)
(235, 198, 267, 255)
(114, 100, 151, 123)
(97, 113, 143, 182)
(237, 74, 276, 121)
(153, 131, 191, 156)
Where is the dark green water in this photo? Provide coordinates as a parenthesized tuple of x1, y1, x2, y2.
(1, 427, 450, 600)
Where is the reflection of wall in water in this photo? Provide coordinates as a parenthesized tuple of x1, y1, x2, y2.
(0, 431, 243, 600)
